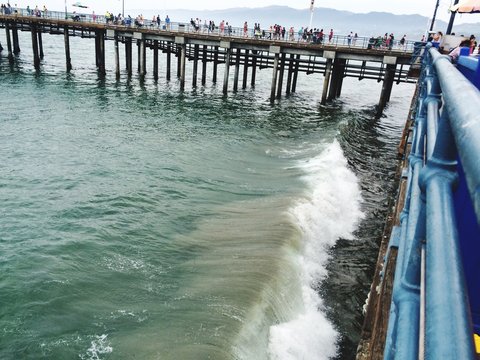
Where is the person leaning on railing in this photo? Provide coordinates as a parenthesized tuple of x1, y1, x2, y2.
(449, 39, 472, 63)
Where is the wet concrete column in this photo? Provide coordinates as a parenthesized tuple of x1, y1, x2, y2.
(251, 50, 257, 87)
(114, 34, 120, 79)
(166, 42, 171, 81)
(175, 37, 186, 90)
(328, 57, 342, 101)
(153, 40, 159, 81)
(38, 31, 44, 59)
(321, 51, 335, 105)
(64, 26, 72, 72)
(31, 26, 40, 69)
(222, 42, 231, 95)
(212, 46, 219, 83)
(336, 59, 346, 98)
(233, 48, 240, 92)
(97, 31, 106, 76)
(125, 39, 132, 76)
(176, 44, 181, 79)
(270, 46, 281, 102)
(291, 54, 300, 93)
(201, 45, 207, 86)
(5, 22, 14, 64)
(286, 53, 295, 95)
(12, 23, 20, 54)
(192, 44, 199, 88)
(276, 52, 286, 99)
(377, 59, 397, 116)
(242, 49, 249, 89)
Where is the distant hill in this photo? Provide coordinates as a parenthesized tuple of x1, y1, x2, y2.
(129, 5, 480, 40)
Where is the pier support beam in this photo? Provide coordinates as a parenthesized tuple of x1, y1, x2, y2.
(201, 45, 207, 86)
(321, 59, 333, 105)
(328, 58, 346, 101)
(125, 39, 132, 76)
(31, 26, 40, 70)
(233, 48, 240, 92)
(242, 49, 249, 89)
(192, 44, 199, 88)
(177, 44, 181, 78)
(286, 54, 294, 95)
(5, 22, 14, 64)
(176, 37, 186, 90)
(136, 34, 146, 77)
(96, 30, 105, 76)
(270, 46, 281, 102)
(251, 50, 257, 87)
(166, 42, 171, 81)
(276, 53, 286, 99)
(222, 42, 231, 95)
(64, 26, 72, 72)
(377, 62, 396, 116)
(12, 23, 20, 54)
(291, 54, 300, 93)
(38, 32, 44, 60)
(114, 34, 120, 79)
(153, 40, 159, 80)
(212, 46, 218, 83)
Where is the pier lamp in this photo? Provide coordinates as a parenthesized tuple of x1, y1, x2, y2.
(65, 0, 67, 19)
(122, 0, 124, 17)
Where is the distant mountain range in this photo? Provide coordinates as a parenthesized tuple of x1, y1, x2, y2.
(130, 6, 480, 39)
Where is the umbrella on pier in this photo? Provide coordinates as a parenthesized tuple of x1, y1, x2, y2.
(450, 0, 480, 13)
(72, 2, 88, 8)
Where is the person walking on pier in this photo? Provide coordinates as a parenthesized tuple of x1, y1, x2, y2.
(165, 15, 170, 30)
(156, 15, 161, 29)
(243, 21, 248, 37)
(220, 20, 225, 34)
(347, 32, 352, 46)
(329, 29, 333, 43)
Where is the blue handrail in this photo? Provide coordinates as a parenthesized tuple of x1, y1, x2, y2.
(384, 44, 479, 359)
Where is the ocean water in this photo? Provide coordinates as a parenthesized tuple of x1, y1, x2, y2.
(0, 29, 414, 359)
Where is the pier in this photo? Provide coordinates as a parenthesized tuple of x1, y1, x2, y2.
(0, 12, 418, 114)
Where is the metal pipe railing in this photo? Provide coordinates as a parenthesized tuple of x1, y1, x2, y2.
(384, 44, 478, 359)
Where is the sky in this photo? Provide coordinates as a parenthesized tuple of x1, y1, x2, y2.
(11, 0, 480, 24)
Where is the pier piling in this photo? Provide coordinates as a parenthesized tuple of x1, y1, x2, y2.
(38, 31, 44, 59)
(223, 44, 231, 95)
(242, 49, 249, 89)
(212, 46, 218, 83)
(179, 43, 186, 91)
(64, 26, 72, 72)
(192, 44, 199, 88)
(114, 34, 120, 79)
(276, 53, 286, 99)
(321, 53, 335, 105)
(291, 54, 300, 93)
(166, 42, 171, 81)
(270, 52, 280, 102)
(377, 63, 396, 116)
(31, 26, 40, 69)
(153, 40, 159, 80)
(251, 50, 257, 87)
(201, 45, 207, 86)
(12, 23, 20, 54)
(125, 39, 132, 76)
(5, 22, 14, 64)
(233, 48, 240, 92)
(286, 54, 294, 95)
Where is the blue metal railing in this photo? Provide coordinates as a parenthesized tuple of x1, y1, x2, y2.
(384, 44, 480, 359)
(0, 8, 416, 52)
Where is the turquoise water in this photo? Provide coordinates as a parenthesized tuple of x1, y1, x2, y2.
(0, 29, 414, 359)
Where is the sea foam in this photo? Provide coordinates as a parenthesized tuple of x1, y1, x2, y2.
(269, 140, 363, 360)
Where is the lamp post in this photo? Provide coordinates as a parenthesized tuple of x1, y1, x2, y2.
(309, 0, 314, 29)
(65, 0, 67, 19)
(429, 0, 440, 31)
(122, 0, 124, 18)
(446, 0, 460, 34)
